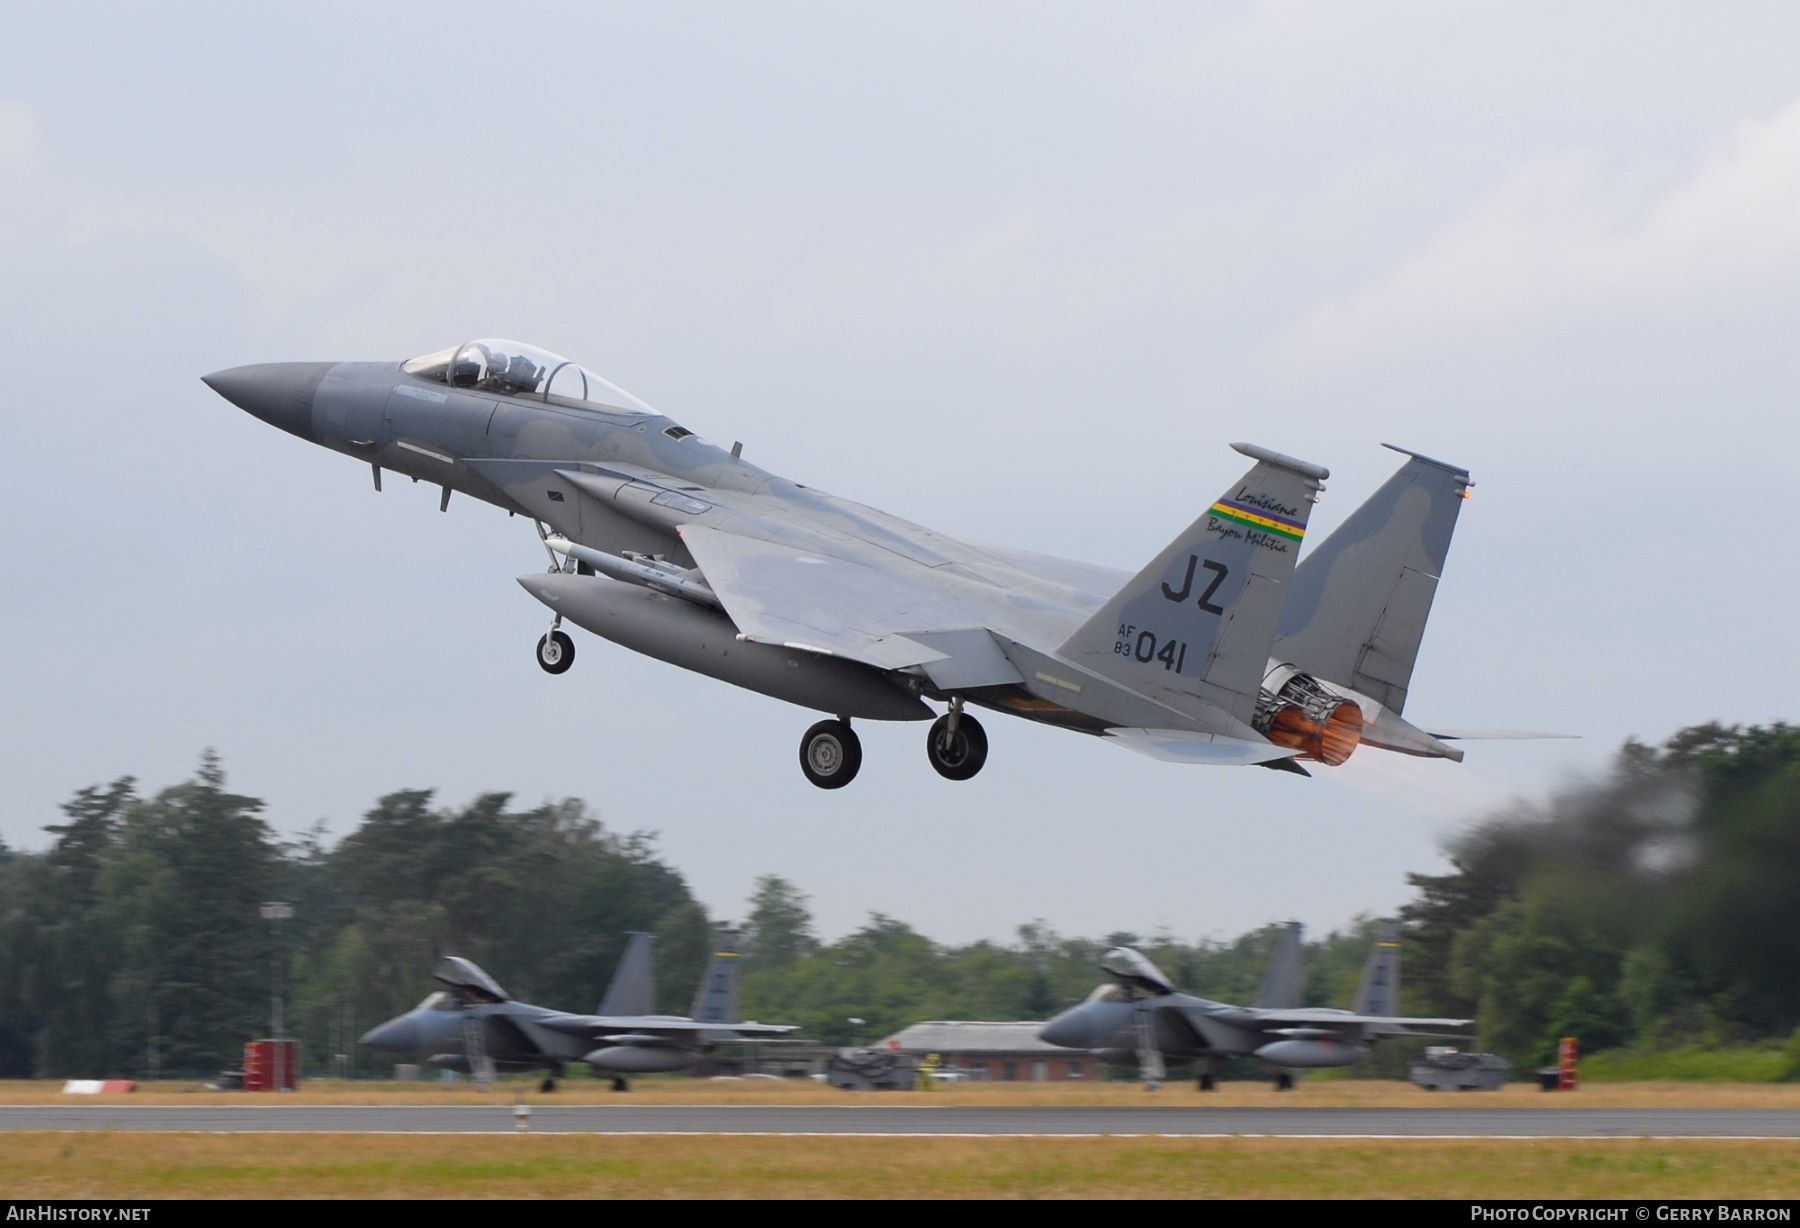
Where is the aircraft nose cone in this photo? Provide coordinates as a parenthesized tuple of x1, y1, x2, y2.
(359, 1016, 419, 1053)
(202, 361, 335, 441)
(1037, 1010, 1090, 1049)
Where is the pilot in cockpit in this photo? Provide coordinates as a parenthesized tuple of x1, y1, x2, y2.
(446, 347, 541, 394)
(491, 353, 542, 394)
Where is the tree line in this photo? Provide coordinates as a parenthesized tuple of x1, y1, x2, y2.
(0, 721, 1793, 1079)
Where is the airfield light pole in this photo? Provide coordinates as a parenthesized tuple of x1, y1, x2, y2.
(848, 1017, 865, 1049)
(261, 902, 294, 1091)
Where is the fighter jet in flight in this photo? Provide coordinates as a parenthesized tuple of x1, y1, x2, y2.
(206, 338, 1501, 787)
(1037, 920, 1469, 1090)
(359, 930, 792, 1091)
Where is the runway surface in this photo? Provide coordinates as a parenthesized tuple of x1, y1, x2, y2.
(1, 1105, 1793, 1137)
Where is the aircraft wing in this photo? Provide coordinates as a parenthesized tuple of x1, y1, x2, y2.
(676, 524, 990, 671)
(536, 1014, 796, 1041)
(1245, 1008, 1472, 1037)
(1104, 728, 1299, 767)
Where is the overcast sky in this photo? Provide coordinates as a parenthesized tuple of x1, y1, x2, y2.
(3, 3, 1796, 950)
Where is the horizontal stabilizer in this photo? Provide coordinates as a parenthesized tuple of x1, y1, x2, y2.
(1360, 710, 1467, 762)
(1426, 727, 1581, 741)
(1105, 728, 1298, 766)
(1363, 711, 1576, 758)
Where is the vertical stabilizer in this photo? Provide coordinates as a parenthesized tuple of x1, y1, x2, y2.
(690, 930, 744, 1024)
(1058, 444, 1328, 726)
(1254, 921, 1306, 1008)
(1274, 445, 1472, 715)
(598, 932, 657, 1016)
(1352, 920, 1402, 1016)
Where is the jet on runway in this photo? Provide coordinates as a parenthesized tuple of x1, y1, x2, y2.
(359, 931, 792, 1090)
(206, 338, 1516, 787)
(1037, 921, 1470, 1090)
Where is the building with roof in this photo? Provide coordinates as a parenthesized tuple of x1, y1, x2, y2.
(878, 1021, 1097, 1082)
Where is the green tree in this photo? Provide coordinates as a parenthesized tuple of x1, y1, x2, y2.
(743, 875, 818, 968)
(100, 752, 281, 1077)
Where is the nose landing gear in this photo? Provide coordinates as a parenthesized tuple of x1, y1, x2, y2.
(536, 626, 575, 674)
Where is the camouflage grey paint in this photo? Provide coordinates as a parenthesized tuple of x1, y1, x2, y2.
(598, 932, 656, 1016)
(1058, 446, 1326, 730)
(1253, 921, 1305, 1009)
(358, 929, 792, 1084)
(1273, 445, 1473, 715)
(204, 345, 1493, 782)
(689, 932, 744, 1025)
(1351, 919, 1402, 1017)
(1037, 920, 1468, 1084)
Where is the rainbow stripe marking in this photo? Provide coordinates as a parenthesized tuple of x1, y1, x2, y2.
(1208, 498, 1306, 541)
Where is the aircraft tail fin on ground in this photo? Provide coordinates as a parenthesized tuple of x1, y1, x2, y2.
(1057, 444, 1328, 726)
(1255, 921, 1306, 1009)
(691, 930, 745, 1024)
(1352, 920, 1402, 1017)
(598, 932, 656, 1016)
(1274, 445, 1472, 716)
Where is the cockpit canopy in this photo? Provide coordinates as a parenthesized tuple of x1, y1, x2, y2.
(1098, 947, 1178, 997)
(402, 339, 654, 415)
(431, 955, 508, 1004)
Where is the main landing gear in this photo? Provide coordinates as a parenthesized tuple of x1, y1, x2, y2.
(926, 700, 988, 782)
(799, 719, 863, 789)
(610, 1076, 630, 1093)
(796, 701, 992, 789)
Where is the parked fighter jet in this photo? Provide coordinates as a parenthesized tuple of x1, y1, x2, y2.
(1036, 921, 1469, 1090)
(205, 338, 1501, 787)
(359, 931, 792, 1091)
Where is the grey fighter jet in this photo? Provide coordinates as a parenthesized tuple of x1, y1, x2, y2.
(359, 930, 793, 1091)
(205, 338, 1506, 788)
(1037, 921, 1469, 1090)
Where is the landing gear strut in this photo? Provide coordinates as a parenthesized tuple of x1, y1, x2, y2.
(610, 1076, 630, 1093)
(926, 701, 988, 781)
(536, 627, 575, 674)
(799, 719, 863, 789)
(1274, 1072, 1295, 1092)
